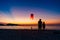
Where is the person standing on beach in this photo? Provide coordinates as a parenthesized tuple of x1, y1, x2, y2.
(38, 19, 42, 30)
(42, 22, 45, 30)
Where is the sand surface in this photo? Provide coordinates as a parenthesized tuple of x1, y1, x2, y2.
(0, 29, 60, 40)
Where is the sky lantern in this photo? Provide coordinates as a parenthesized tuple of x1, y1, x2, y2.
(30, 13, 34, 20)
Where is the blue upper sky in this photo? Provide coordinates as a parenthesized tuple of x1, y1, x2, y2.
(0, 0, 60, 13)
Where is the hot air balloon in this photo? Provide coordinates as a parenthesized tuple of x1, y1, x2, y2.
(30, 13, 34, 20)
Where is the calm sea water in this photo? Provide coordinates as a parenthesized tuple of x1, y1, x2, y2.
(0, 25, 60, 30)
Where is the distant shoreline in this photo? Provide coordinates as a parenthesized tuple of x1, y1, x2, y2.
(0, 24, 60, 26)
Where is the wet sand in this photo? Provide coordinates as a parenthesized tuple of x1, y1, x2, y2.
(0, 29, 60, 40)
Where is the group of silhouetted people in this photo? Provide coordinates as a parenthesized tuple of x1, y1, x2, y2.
(38, 19, 45, 30)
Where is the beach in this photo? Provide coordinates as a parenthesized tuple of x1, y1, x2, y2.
(0, 29, 60, 40)
(0, 0, 60, 40)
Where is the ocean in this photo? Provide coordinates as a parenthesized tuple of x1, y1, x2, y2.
(0, 25, 60, 30)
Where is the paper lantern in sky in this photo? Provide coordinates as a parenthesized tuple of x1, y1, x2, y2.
(30, 13, 34, 20)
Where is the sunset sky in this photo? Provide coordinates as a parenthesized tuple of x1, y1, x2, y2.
(0, 0, 60, 24)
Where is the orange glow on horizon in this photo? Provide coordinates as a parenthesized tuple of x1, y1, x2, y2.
(0, 19, 60, 25)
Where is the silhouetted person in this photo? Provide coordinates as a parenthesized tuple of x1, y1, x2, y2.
(38, 19, 42, 30)
(42, 22, 45, 30)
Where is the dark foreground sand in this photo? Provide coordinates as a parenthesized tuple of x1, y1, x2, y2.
(0, 29, 60, 40)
